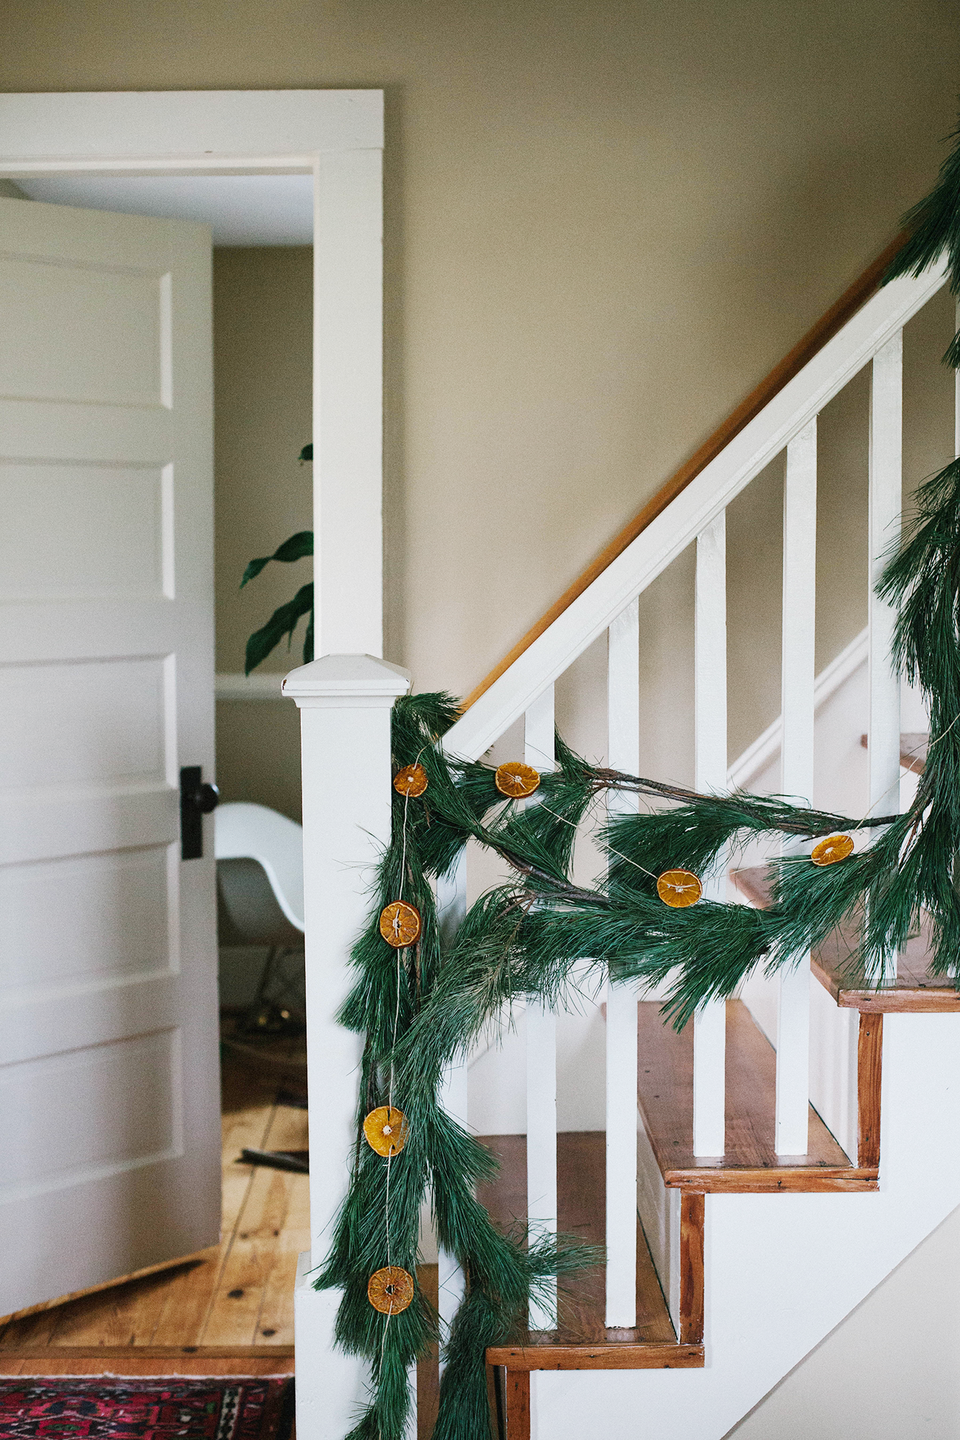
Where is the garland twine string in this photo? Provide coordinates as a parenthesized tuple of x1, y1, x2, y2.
(378, 775, 414, 1373)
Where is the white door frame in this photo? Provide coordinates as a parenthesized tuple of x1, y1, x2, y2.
(0, 89, 385, 657)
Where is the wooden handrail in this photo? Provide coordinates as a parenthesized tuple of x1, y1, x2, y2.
(461, 230, 911, 713)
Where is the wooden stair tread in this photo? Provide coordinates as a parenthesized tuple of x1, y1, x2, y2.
(813, 915, 960, 1011)
(636, 999, 876, 1191)
(733, 867, 960, 1012)
(477, 1132, 702, 1370)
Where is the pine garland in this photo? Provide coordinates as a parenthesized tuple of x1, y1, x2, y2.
(315, 698, 599, 1440)
(317, 454, 960, 1434)
(316, 561, 954, 1439)
(315, 124, 960, 1438)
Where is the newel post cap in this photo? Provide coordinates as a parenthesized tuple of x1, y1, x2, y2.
(282, 653, 412, 708)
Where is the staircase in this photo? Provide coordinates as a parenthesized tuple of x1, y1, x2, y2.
(284, 244, 960, 1440)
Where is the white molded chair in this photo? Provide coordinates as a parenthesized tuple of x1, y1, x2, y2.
(215, 802, 304, 1030)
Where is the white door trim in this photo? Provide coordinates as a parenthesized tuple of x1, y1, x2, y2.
(0, 89, 385, 657)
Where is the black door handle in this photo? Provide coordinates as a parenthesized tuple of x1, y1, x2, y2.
(180, 765, 220, 860)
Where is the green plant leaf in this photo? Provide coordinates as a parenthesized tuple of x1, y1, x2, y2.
(299, 443, 313, 462)
(270, 530, 313, 563)
(244, 582, 314, 674)
(240, 530, 313, 588)
(239, 554, 272, 587)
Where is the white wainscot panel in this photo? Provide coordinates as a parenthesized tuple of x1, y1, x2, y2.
(0, 462, 168, 600)
(0, 656, 168, 789)
(0, 845, 172, 994)
(0, 256, 163, 407)
(0, 1028, 181, 1199)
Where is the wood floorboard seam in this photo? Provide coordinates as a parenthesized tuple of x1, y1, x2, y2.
(196, 1091, 277, 1348)
(248, 1104, 283, 1346)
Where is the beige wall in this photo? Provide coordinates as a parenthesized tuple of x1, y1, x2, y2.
(213, 247, 312, 819)
(5, 0, 960, 1428)
(214, 247, 313, 679)
(3, 0, 959, 708)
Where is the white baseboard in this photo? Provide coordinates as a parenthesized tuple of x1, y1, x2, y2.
(216, 671, 288, 701)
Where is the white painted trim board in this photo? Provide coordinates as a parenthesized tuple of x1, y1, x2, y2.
(0, 89, 385, 657)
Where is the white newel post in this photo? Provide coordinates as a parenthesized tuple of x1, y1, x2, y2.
(283, 654, 411, 1440)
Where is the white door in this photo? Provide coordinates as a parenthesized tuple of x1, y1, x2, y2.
(0, 195, 220, 1315)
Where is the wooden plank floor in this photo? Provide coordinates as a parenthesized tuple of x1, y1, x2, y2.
(0, 1056, 305, 1375)
(637, 999, 877, 1191)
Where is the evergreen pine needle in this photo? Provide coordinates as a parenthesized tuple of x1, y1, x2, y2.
(884, 111, 960, 361)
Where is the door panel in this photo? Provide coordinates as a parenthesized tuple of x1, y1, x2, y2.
(0, 462, 170, 600)
(0, 253, 166, 406)
(0, 844, 173, 990)
(0, 655, 170, 787)
(0, 195, 220, 1315)
(2, 1028, 180, 1193)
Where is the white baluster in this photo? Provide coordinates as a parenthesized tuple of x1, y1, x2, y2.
(776, 419, 817, 1154)
(605, 600, 640, 1328)
(404, 1368, 418, 1440)
(693, 515, 727, 1156)
(524, 685, 558, 1330)
(435, 852, 468, 1370)
(869, 333, 903, 981)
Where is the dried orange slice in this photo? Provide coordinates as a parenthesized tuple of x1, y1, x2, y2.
(495, 762, 541, 798)
(811, 834, 854, 867)
(368, 1266, 415, 1315)
(363, 1106, 409, 1157)
(379, 901, 421, 948)
(393, 764, 428, 797)
(656, 869, 703, 908)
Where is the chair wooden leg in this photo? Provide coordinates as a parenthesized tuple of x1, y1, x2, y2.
(241, 945, 279, 1031)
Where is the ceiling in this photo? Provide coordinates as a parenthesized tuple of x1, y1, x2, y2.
(14, 174, 314, 246)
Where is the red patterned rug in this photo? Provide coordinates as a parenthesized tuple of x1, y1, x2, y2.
(0, 1377, 294, 1439)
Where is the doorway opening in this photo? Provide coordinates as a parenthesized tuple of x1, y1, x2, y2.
(0, 172, 310, 1361)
